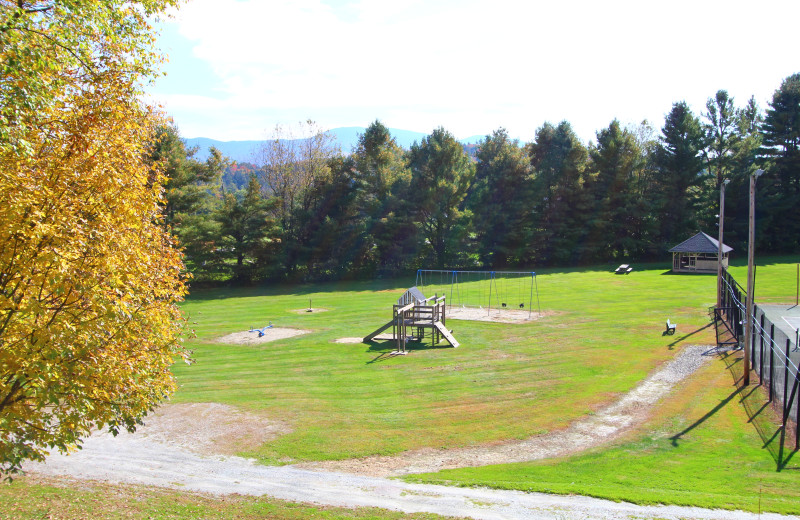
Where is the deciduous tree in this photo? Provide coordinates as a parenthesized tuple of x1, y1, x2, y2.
(255, 121, 340, 275)
(0, 0, 187, 476)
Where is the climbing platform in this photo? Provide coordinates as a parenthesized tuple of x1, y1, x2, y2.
(364, 287, 460, 353)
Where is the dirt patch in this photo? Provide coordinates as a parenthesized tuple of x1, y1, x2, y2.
(445, 306, 548, 323)
(216, 328, 311, 345)
(334, 337, 364, 344)
(291, 307, 329, 314)
(135, 402, 291, 456)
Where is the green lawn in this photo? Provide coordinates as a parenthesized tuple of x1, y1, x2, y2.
(10, 258, 800, 517)
(173, 261, 719, 464)
(404, 353, 800, 514)
(403, 257, 800, 515)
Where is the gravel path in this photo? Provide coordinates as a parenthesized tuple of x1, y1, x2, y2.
(25, 345, 795, 520)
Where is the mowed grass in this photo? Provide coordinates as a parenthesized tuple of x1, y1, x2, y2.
(174, 261, 720, 464)
(404, 256, 800, 515)
(0, 476, 452, 520)
(405, 352, 800, 515)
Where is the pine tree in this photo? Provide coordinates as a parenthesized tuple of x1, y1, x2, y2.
(469, 128, 532, 267)
(584, 120, 649, 261)
(653, 102, 709, 247)
(408, 128, 475, 268)
(760, 73, 800, 252)
(215, 175, 276, 283)
(527, 122, 590, 265)
(351, 121, 413, 272)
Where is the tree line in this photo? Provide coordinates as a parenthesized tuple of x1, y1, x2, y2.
(160, 75, 800, 284)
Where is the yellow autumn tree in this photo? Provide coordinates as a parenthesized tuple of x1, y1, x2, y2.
(0, 1, 187, 475)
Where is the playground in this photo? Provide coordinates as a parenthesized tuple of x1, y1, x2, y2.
(12, 259, 800, 517)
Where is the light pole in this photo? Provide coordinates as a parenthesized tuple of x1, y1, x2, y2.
(743, 168, 764, 386)
(717, 179, 730, 309)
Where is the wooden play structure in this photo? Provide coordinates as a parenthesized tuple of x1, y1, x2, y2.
(363, 287, 459, 354)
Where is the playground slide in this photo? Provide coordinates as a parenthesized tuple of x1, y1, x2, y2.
(433, 321, 459, 348)
(363, 320, 393, 342)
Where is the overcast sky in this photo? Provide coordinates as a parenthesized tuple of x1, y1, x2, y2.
(149, 0, 800, 144)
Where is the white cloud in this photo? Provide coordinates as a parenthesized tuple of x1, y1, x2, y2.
(153, 0, 800, 142)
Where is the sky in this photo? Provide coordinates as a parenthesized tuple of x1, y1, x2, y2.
(149, 0, 800, 144)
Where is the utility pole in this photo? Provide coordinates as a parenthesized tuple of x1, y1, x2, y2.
(717, 179, 729, 309)
(743, 169, 763, 386)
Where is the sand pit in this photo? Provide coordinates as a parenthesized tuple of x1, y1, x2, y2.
(446, 306, 543, 323)
(334, 337, 364, 344)
(291, 307, 329, 314)
(216, 328, 311, 345)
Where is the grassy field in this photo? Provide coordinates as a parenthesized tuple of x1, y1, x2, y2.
(173, 261, 720, 464)
(9, 256, 800, 517)
(403, 257, 800, 514)
(405, 352, 800, 514)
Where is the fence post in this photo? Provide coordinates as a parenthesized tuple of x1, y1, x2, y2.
(784, 338, 791, 419)
(769, 324, 775, 403)
(760, 313, 765, 385)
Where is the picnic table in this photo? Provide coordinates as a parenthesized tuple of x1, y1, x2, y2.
(615, 264, 633, 274)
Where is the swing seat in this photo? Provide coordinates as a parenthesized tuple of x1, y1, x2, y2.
(501, 303, 507, 308)
(519, 303, 524, 309)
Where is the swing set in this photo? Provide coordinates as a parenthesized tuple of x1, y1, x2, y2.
(415, 270, 540, 319)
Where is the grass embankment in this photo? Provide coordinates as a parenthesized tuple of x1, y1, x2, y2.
(173, 262, 717, 464)
(0, 476, 451, 520)
(405, 257, 800, 515)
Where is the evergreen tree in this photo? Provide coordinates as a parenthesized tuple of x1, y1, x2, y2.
(293, 157, 362, 279)
(722, 97, 764, 251)
(584, 120, 650, 261)
(760, 73, 800, 252)
(148, 124, 226, 276)
(527, 121, 590, 265)
(703, 90, 740, 188)
(469, 128, 532, 267)
(351, 121, 413, 272)
(215, 175, 276, 283)
(653, 102, 708, 247)
(408, 128, 475, 268)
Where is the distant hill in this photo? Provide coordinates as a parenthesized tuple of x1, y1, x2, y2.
(184, 127, 484, 163)
(184, 138, 263, 163)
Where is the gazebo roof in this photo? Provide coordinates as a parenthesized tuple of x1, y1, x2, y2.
(669, 231, 733, 254)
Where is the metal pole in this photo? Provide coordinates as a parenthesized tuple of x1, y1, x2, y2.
(487, 272, 493, 316)
(717, 179, 729, 309)
(744, 169, 763, 386)
(529, 272, 534, 319)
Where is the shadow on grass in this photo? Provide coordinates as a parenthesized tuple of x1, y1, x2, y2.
(364, 339, 452, 364)
(719, 350, 799, 471)
(670, 387, 742, 447)
(186, 278, 411, 302)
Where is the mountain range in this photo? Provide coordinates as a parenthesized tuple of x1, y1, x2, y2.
(184, 127, 484, 163)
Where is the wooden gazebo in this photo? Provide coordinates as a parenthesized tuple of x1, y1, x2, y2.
(669, 231, 732, 273)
